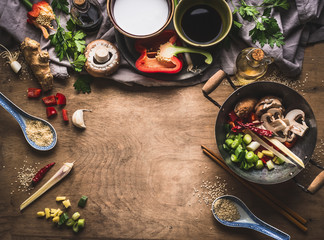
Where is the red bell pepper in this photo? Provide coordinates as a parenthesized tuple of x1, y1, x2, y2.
(62, 109, 69, 122)
(135, 30, 212, 74)
(21, 0, 55, 39)
(27, 88, 42, 98)
(56, 93, 66, 106)
(42, 95, 57, 106)
(46, 106, 57, 118)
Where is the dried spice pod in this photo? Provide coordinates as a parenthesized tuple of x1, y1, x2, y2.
(32, 162, 55, 185)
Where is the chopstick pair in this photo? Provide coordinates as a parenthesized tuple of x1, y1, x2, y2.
(201, 145, 308, 232)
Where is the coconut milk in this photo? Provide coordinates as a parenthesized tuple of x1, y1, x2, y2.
(113, 0, 169, 36)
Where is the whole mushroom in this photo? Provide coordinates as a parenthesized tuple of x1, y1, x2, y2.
(234, 98, 258, 118)
(254, 96, 284, 117)
(85, 40, 121, 78)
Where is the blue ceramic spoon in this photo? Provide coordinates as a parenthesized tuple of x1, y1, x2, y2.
(0, 92, 57, 151)
(212, 195, 290, 240)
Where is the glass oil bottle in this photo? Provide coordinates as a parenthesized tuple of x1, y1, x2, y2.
(70, 0, 103, 33)
(235, 47, 273, 86)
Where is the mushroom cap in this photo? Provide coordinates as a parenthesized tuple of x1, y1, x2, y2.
(255, 96, 283, 116)
(85, 39, 121, 78)
(234, 98, 258, 118)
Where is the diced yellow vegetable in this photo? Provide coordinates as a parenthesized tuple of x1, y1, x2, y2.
(51, 208, 57, 213)
(62, 199, 71, 209)
(52, 216, 60, 223)
(56, 196, 66, 201)
(45, 208, 50, 219)
(57, 210, 63, 216)
(53, 208, 61, 217)
(257, 152, 264, 159)
(37, 211, 45, 217)
(262, 150, 274, 158)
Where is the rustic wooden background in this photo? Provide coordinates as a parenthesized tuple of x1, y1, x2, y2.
(0, 41, 323, 240)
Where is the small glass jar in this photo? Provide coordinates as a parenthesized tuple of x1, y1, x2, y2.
(70, 0, 103, 33)
(235, 48, 273, 86)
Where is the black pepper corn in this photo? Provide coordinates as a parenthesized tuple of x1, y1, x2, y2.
(32, 162, 55, 185)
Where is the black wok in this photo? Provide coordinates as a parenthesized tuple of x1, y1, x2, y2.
(204, 78, 317, 185)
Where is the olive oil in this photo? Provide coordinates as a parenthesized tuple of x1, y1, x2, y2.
(181, 4, 222, 44)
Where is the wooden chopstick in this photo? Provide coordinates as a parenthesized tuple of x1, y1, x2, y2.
(201, 145, 308, 232)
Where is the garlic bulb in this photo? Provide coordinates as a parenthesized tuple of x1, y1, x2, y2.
(72, 109, 91, 129)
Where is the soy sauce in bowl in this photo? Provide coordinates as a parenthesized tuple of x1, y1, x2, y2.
(181, 4, 222, 44)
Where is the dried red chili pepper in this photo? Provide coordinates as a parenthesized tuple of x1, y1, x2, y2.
(229, 111, 273, 137)
(42, 95, 57, 106)
(46, 106, 57, 118)
(27, 88, 42, 98)
(62, 109, 69, 122)
(56, 93, 66, 106)
(32, 162, 55, 185)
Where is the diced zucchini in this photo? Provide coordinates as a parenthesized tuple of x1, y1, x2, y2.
(273, 156, 285, 165)
(255, 160, 264, 169)
(243, 134, 252, 144)
(266, 160, 275, 170)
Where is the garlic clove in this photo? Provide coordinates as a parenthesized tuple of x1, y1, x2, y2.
(72, 109, 91, 129)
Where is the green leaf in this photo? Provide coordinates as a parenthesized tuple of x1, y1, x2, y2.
(72, 54, 87, 72)
(73, 75, 93, 93)
(51, 0, 70, 14)
(74, 30, 87, 40)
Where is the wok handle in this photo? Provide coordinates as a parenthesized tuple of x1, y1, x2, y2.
(202, 70, 227, 95)
(307, 171, 324, 194)
(202, 70, 237, 108)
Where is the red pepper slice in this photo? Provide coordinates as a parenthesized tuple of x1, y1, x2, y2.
(42, 95, 57, 106)
(62, 109, 69, 122)
(56, 93, 66, 106)
(135, 30, 183, 74)
(27, 88, 42, 98)
(46, 106, 57, 118)
(32, 162, 55, 185)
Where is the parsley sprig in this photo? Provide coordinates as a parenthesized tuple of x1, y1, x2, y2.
(51, 0, 70, 14)
(49, 18, 87, 72)
(231, 0, 290, 48)
(73, 75, 93, 94)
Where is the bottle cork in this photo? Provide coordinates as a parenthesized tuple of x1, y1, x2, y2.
(251, 49, 264, 61)
(74, 0, 86, 6)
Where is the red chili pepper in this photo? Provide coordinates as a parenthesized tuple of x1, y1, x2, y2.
(42, 95, 57, 106)
(46, 106, 57, 118)
(27, 88, 42, 98)
(62, 109, 69, 122)
(135, 30, 183, 74)
(229, 111, 273, 137)
(32, 162, 55, 185)
(56, 93, 66, 106)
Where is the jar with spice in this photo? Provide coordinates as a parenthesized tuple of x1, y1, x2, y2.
(70, 0, 103, 33)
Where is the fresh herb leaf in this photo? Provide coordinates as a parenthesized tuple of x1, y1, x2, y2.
(229, 0, 289, 48)
(49, 17, 87, 72)
(51, 0, 69, 14)
(73, 75, 93, 93)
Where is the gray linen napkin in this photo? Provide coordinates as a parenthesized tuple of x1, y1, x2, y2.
(0, 0, 323, 87)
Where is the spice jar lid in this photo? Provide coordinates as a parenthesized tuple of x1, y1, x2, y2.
(73, 0, 86, 6)
(94, 46, 110, 63)
(251, 49, 264, 61)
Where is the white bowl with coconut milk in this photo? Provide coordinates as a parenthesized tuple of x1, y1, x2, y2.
(107, 0, 174, 38)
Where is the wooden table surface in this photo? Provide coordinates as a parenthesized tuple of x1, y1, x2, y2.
(0, 41, 324, 240)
